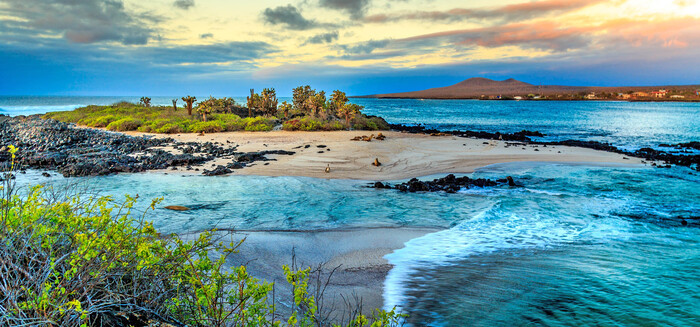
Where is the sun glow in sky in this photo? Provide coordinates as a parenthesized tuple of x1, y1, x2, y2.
(1, 0, 699, 95)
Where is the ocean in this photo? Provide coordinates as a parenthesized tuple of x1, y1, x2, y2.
(3, 96, 699, 326)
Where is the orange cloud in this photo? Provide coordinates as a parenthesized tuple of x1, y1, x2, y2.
(364, 0, 605, 23)
(397, 17, 700, 52)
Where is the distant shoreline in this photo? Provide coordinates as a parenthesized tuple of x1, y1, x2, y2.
(352, 96, 700, 103)
(358, 77, 700, 101)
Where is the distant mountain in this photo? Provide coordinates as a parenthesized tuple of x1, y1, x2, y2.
(358, 77, 700, 99)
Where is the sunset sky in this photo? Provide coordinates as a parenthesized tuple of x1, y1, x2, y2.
(1, 0, 699, 96)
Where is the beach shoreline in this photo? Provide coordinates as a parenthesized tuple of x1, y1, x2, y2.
(188, 227, 439, 317)
(131, 130, 647, 181)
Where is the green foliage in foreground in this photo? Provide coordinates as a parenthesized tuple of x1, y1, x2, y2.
(44, 102, 277, 133)
(0, 148, 405, 326)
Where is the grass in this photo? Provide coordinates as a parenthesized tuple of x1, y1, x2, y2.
(44, 102, 389, 133)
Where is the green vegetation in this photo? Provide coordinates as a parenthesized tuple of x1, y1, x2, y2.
(44, 102, 277, 133)
(44, 86, 389, 134)
(0, 147, 404, 326)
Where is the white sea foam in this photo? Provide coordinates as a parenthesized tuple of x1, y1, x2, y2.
(0, 105, 85, 116)
(383, 202, 635, 313)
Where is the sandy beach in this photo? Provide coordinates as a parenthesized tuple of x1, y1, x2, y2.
(204, 228, 438, 318)
(128, 130, 646, 180)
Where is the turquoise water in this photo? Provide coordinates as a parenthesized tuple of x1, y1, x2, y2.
(354, 98, 700, 152)
(16, 163, 700, 326)
(4, 96, 700, 325)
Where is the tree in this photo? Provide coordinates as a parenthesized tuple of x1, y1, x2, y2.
(182, 96, 197, 115)
(328, 90, 348, 117)
(196, 96, 216, 122)
(279, 101, 292, 118)
(246, 89, 259, 117)
(139, 97, 151, 107)
(308, 91, 326, 118)
(260, 88, 278, 116)
(171, 99, 178, 111)
(337, 103, 362, 128)
(292, 85, 313, 114)
(216, 97, 236, 113)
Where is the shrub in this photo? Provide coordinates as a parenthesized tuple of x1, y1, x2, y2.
(189, 120, 224, 133)
(88, 115, 118, 127)
(106, 118, 142, 131)
(156, 123, 184, 134)
(352, 115, 389, 131)
(323, 120, 346, 131)
(244, 116, 274, 131)
(283, 117, 324, 131)
(0, 148, 406, 326)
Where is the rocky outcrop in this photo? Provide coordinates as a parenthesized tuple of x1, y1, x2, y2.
(371, 174, 517, 193)
(0, 116, 297, 177)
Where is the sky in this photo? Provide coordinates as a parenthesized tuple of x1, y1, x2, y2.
(1, 0, 700, 96)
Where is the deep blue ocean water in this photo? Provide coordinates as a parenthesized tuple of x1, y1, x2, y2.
(3, 96, 700, 326)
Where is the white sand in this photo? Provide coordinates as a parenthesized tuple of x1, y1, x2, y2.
(127, 130, 646, 180)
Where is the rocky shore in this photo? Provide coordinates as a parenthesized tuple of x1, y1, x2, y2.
(0, 116, 294, 177)
(390, 124, 700, 171)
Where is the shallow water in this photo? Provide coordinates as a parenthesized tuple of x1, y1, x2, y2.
(15, 162, 700, 326)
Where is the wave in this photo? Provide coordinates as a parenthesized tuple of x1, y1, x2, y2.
(382, 202, 634, 313)
(0, 105, 86, 116)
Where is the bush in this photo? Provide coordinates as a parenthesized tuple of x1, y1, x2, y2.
(106, 118, 142, 131)
(323, 120, 346, 131)
(0, 147, 406, 326)
(189, 120, 225, 133)
(156, 123, 185, 134)
(244, 116, 274, 131)
(352, 115, 389, 131)
(283, 117, 324, 131)
(88, 115, 118, 127)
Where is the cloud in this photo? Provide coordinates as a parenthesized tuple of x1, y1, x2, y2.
(397, 16, 700, 53)
(319, 0, 370, 18)
(340, 39, 391, 54)
(262, 5, 320, 30)
(365, 0, 604, 23)
(305, 31, 339, 44)
(137, 42, 277, 65)
(1, 0, 156, 45)
(200, 33, 214, 39)
(173, 0, 195, 10)
(400, 22, 592, 51)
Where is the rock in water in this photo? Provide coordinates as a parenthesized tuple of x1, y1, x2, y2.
(370, 174, 511, 193)
(164, 205, 190, 211)
(203, 165, 233, 176)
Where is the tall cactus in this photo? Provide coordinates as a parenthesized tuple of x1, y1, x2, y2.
(182, 96, 197, 115)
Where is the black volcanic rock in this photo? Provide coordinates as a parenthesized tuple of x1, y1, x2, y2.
(371, 174, 512, 193)
(0, 116, 296, 177)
